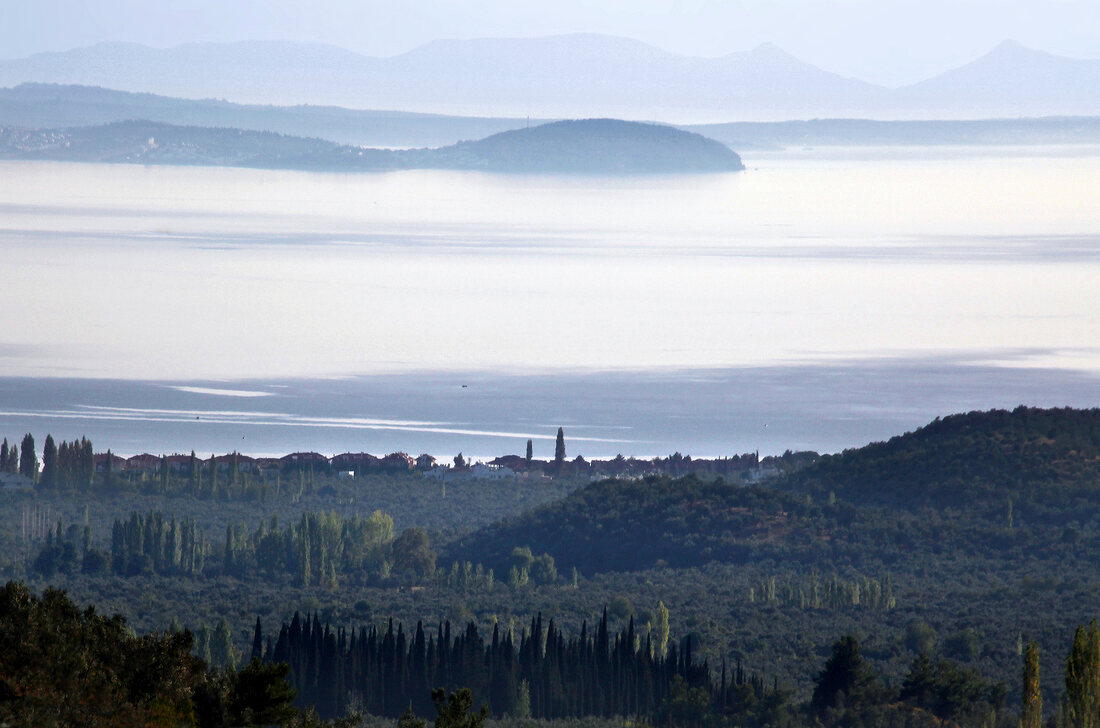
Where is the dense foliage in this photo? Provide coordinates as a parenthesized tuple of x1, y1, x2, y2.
(781, 406, 1100, 508)
(260, 608, 750, 722)
(5, 407, 1100, 724)
(0, 580, 302, 727)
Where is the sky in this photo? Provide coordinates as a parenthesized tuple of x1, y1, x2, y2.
(5, 0, 1098, 87)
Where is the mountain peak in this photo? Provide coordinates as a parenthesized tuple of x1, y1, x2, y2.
(979, 39, 1055, 63)
(751, 42, 786, 55)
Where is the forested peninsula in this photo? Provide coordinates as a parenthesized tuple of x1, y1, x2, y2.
(0, 118, 744, 174)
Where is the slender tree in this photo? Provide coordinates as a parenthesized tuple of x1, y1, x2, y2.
(40, 435, 57, 487)
(554, 428, 566, 466)
(19, 433, 36, 481)
(251, 617, 264, 661)
(1022, 640, 1042, 728)
(525, 439, 534, 467)
(1064, 621, 1100, 728)
(655, 601, 670, 659)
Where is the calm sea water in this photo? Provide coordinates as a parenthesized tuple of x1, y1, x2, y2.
(2, 148, 1098, 457)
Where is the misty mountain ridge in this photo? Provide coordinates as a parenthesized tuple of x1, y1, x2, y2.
(3, 34, 1098, 121)
(899, 39, 1100, 115)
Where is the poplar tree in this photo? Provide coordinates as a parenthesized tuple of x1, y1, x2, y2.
(655, 601, 670, 659)
(211, 616, 240, 669)
(1022, 640, 1042, 728)
(554, 428, 566, 466)
(1064, 621, 1100, 728)
(525, 439, 533, 466)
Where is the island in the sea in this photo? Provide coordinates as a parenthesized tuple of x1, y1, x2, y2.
(0, 117, 745, 174)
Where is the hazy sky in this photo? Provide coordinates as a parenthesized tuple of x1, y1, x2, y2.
(6, 0, 1099, 86)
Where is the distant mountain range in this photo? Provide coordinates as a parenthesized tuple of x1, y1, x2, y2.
(0, 118, 744, 174)
(1, 35, 1098, 121)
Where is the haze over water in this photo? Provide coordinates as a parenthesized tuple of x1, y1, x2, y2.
(2, 147, 1098, 457)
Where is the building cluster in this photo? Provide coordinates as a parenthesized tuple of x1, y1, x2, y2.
(76, 448, 785, 482)
(91, 450, 441, 478)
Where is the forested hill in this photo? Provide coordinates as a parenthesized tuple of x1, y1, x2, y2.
(445, 476, 824, 576)
(429, 119, 745, 173)
(779, 406, 1100, 508)
(444, 407, 1100, 576)
(0, 118, 744, 174)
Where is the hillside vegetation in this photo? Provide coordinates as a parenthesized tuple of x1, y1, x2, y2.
(7, 407, 1100, 720)
(447, 407, 1100, 575)
(781, 406, 1100, 507)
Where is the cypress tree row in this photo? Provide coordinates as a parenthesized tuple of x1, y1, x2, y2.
(110, 512, 206, 576)
(34, 436, 94, 490)
(257, 608, 779, 724)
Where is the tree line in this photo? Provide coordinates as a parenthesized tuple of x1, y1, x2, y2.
(33, 508, 579, 592)
(252, 607, 783, 725)
(31, 509, 438, 587)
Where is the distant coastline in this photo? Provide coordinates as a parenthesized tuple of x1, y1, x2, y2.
(5, 85, 1100, 156)
(0, 117, 745, 175)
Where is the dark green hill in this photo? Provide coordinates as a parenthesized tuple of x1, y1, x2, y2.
(431, 118, 745, 173)
(780, 406, 1100, 508)
(445, 475, 821, 576)
(445, 407, 1100, 577)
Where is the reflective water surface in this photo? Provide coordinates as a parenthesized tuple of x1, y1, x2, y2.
(2, 148, 1098, 455)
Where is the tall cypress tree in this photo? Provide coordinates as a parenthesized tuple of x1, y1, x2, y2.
(82, 437, 94, 488)
(19, 433, 36, 481)
(554, 428, 566, 467)
(252, 617, 264, 661)
(104, 449, 114, 489)
(40, 435, 57, 487)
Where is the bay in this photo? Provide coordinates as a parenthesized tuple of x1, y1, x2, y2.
(1, 146, 1098, 456)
